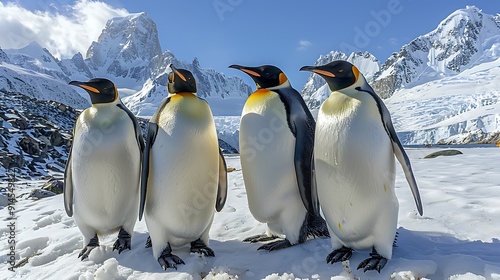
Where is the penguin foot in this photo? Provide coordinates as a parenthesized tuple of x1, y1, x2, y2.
(326, 246, 353, 264)
(306, 212, 330, 239)
(243, 234, 280, 243)
(157, 244, 185, 270)
(190, 238, 215, 257)
(357, 248, 387, 273)
(145, 235, 152, 248)
(257, 239, 292, 251)
(113, 228, 132, 254)
(78, 235, 99, 260)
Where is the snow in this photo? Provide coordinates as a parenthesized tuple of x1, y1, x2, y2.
(0, 61, 90, 109)
(2, 147, 500, 279)
(386, 57, 500, 144)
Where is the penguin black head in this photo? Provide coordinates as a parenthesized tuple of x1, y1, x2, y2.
(300, 61, 360, 92)
(167, 65, 197, 94)
(228, 64, 290, 89)
(69, 78, 118, 104)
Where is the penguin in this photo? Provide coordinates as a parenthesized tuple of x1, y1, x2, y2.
(300, 61, 423, 272)
(139, 65, 227, 270)
(229, 64, 329, 251)
(64, 78, 144, 260)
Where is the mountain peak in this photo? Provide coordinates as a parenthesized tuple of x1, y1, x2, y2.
(86, 12, 162, 79)
(0, 47, 10, 63)
(371, 7, 500, 98)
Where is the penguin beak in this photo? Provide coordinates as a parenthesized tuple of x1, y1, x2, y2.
(228, 65, 261, 77)
(69, 81, 100, 93)
(299, 66, 336, 78)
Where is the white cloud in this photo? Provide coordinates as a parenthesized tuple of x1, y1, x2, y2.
(388, 37, 400, 46)
(0, 0, 128, 58)
(297, 40, 312, 51)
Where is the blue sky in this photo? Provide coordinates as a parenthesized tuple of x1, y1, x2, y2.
(1, 0, 499, 88)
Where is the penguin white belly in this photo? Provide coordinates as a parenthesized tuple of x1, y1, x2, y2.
(145, 114, 219, 248)
(239, 91, 306, 239)
(72, 110, 140, 234)
(315, 95, 398, 257)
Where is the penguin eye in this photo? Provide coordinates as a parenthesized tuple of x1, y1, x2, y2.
(338, 69, 344, 73)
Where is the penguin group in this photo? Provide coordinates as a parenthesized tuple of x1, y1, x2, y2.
(64, 59, 423, 273)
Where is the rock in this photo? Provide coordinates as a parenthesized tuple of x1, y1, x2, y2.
(424, 149, 463, 159)
(0, 193, 9, 207)
(31, 156, 46, 163)
(28, 189, 56, 199)
(479, 131, 500, 145)
(49, 130, 65, 146)
(8, 118, 29, 130)
(41, 178, 63, 194)
(37, 135, 51, 146)
(0, 152, 25, 169)
(19, 135, 41, 155)
(218, 138, 238, 154)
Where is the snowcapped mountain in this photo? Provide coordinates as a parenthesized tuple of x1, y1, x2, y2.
(86, 12, 161, 83)
(0, 12, 251, 117)
(123, 55, 251, 116)
(4, 42, 70, 83)
(301, 51, 380, 111)
(386, 54, 500, 145)
(0, 48, 10, 63)
(0, 44, 90, 109)
(382, 6, 500, 144)
(78, 11, 251, 116)
(302, 6, 500, 145)
(372, 6, 500, 98)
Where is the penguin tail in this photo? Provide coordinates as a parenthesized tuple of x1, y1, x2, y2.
(306, 212, 330, 239)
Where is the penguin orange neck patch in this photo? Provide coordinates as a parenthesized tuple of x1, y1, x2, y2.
(245, 89, 272, 106)
(174, 92, 196, 98)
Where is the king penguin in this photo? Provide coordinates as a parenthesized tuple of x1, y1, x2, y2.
(229, 64, 329, 251)
(300, 61, 423, 272)
(64, 78, 144, 260)
(139, 65, 227, 270)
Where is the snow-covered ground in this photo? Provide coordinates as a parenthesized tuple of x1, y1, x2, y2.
(1, 147, 500, 279)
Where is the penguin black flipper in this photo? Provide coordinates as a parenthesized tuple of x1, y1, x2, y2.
(275, 87, 319, 216)
(216, 148, 228, 212)
(356, 86, 423, 216)
(139, 97, 170, 220)
(117, 103, 145, 152)
(63, 143, 74, 217)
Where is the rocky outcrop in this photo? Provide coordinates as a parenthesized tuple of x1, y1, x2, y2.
(0, 90, 76, 180)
